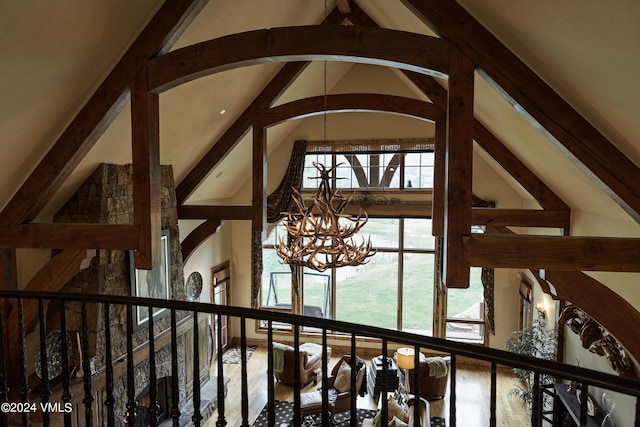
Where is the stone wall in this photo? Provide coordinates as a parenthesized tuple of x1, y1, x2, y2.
(49, 163, 198, 421)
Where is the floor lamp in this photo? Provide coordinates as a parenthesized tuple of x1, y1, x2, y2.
(396, 347, 415, 404)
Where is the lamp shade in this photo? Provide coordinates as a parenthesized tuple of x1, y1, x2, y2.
(396, 347, 415, 370)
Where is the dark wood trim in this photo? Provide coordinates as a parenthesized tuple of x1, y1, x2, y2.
(471, 208, 570, 229)
(0, 224, 140, 249)
(0, 0, 209, 225)
(464, 234, 640, 271)
(131, 67, 162, 271)
(400, 0, 640, 223)
(181, 220, 223, 263)
(178, 205, 255, 221)
(443, 49, 474, 288)
(147, 25, 451, 93)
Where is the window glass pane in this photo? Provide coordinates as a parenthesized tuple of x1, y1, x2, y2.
(404, 166, 420, 189)
(335, 256, 398, 329)
(405, 153, 421, 166)
(260, 253, 292, 308)
(361, 218, 399, 249)
(303, 154, 332, 189)
(402, 253, 434, 335)
(302, 270, 331, 318)
(447, 267, 484, 320)
(404, 219, 435, 250)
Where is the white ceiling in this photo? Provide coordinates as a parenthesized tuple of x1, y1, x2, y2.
(1, 0, 639, 224)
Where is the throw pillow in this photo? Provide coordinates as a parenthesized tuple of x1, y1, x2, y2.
(387, 395, 409, 423)
(333, 362, 352, 392)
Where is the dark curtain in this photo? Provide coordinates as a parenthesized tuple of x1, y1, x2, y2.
(251, 140, 307, 308)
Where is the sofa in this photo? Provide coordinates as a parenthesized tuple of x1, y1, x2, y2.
(396, 354, 451, 401)
(273, 342, 331, 386)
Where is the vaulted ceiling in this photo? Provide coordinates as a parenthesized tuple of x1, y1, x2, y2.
(3, 0, 640, 372)
(2, 0, 639, 224)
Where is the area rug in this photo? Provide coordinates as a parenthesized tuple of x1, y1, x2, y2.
(222, 346, 256, 364)
(251, 400, 377, 427)
(252, 401, 448, 426)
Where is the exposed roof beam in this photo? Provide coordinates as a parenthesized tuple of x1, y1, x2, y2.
(542, 270, 640, 370)
(0, 224, 140, 249)
(335, 0, 351, 14)
(401, 0, 640, 223)
(464, 234, 640, 272)
(261, 94, 438, 126)
(472, 208, 570, 229)
(181, 220, 223, 263)
(178, 205, 255, 221)
(176, 8, 348, 205)
(0, 0, 209, 225)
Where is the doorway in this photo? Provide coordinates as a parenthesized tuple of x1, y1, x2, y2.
(211, 261, 230, 362)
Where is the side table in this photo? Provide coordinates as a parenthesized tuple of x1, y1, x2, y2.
(367, 355, 399, 399)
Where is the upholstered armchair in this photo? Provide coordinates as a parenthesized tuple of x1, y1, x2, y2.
(273, 342, 331, 387)
(397, 353, 451, 400)
(300, 355, 366, 425)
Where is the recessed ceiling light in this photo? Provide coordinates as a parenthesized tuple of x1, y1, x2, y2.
(219, 109, 226, 115)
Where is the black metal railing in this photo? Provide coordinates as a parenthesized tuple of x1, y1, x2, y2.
(0, 290, 639, 427)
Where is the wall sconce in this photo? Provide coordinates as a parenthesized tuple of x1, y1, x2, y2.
(536, 302, 546, 318)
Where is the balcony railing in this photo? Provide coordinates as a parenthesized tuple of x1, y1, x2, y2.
(0, 290, 639, 427)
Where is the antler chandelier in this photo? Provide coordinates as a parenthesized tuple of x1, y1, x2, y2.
(275, 162, 375, 272)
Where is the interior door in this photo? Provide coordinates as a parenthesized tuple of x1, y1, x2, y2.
(211, 262, 230, 361)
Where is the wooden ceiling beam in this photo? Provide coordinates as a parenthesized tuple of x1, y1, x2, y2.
(472, 208, 570, 229)
(131, 67, 161, 270)
(464, 234, 640, 271)
(261, 93, 438, 127)
(542, 270, 640, 370)
(0, 224, 140, 250)
(401, 0, 640, 223)
(146, 26, 451, 93)
(178, 205, 255, 221)
(443, 49, 475, 288)
(0, 0, 209, 225)
(181, 220, 223, 263)
(335, 0, 351, 14)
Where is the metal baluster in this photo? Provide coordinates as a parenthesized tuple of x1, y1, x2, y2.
(38, 299, 51, 426)
(292, 324, 300, 425)
(579, 382, 588, 427)
(449, 353, 457, 427)
(490, 362, 497, 427)
(266, 320, 275, 427)
(18, 298, 30, 427)
(170, 309, 180, 426)
(380, 339, 388, 427)
(59, 301, 72, 427)
(350, 332, 357, 427)
(240, 317, 249, 427)
(0, 298, 9, 427)
(412, 345, 420, 427)
(321, 328, 329, 427)
(149, 305, 159, 427)
(215, 312, 227, 426)
(103, 303, 115, 427)
(192, 311, 202, 427)
(81, 302, 94, 425)
(125, 303, 136, 425)
(531, 371, 541, 427)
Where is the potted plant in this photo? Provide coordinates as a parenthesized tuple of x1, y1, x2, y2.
(505, 313, 557, 411)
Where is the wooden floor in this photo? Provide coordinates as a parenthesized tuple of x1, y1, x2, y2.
(203, 346, 530, 427)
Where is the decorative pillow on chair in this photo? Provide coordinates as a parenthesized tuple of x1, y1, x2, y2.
(387, 395, 409, 423)
(333, 362, 352, 392)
